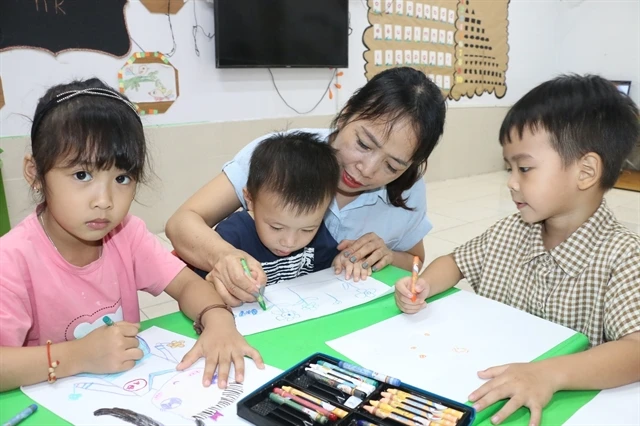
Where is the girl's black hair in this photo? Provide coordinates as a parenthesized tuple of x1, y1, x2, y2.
(30, 78, 147, 198)
(332, 67, 446, 209)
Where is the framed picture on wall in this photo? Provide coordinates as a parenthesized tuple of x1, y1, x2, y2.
(117, 52, 179, 115)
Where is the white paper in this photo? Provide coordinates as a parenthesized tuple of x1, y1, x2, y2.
(372, 0, 382, 14)
(421, 50, 428, 65)
(412, 50, 420, 65)
(395, 25, 403, 41)
(448, 9, 456, 24)
(563, 383, 640, 426)
(395, 50, 404, 65)
(384, 24, 393, 40)
(327, 291, 577, 402)
(233, 269, 392, 336)
(385, 0, 394, 15)
(422, 27, 430, 42)
(385, 50, 394, 66)
(414, 26, 422, 42)
(440, 8, 448, 22)
(406, 1, 414, 17)
(373, 23, 382, 40)
(22, 327, 282, 426)
(404, 26, 413, 41)
(375, 50, 383, 66)
(444, 76, 451, 90)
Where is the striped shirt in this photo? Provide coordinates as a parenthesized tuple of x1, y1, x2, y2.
(454, 200, 640, 347)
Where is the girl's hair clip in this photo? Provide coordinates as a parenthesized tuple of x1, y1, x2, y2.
(31, 87, 141, 142)
(54, 88, 138, 115)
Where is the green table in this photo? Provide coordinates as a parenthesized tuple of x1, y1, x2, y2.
(0, 267, 597, 425)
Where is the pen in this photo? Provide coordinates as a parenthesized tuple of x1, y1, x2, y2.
(102, 316, 114, 326)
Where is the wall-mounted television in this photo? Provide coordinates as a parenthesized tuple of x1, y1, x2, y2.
(214, 0, 349, 68)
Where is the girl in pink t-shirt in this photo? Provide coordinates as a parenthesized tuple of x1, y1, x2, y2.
(0, 79, 263, 392)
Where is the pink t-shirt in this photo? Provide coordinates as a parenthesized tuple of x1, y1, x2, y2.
(0, 213, 186, 347)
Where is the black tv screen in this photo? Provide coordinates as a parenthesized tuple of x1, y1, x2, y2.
(214, 0, 349, 68)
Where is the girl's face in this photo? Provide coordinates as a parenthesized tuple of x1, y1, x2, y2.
(331, 117, 418, 195)
(35, 157, 137, 250)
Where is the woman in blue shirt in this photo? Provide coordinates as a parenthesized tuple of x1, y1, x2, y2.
(166, 67, 446, 306)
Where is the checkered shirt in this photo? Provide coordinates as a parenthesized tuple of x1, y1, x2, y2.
(453, 200, 640, 347)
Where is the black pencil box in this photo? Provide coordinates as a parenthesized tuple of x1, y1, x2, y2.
(237, 352, 475, 426)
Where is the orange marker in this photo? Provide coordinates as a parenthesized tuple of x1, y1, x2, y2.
(411, 256, 420, 302)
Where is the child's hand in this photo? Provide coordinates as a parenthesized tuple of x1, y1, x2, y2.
(176, 311, 265, 388)
(77, 322, 143, 374)
(332, 251, 371, 282)
(394, 276, 429, 313)
(468, 362, 557, 426)
(206, 249, 267, 306)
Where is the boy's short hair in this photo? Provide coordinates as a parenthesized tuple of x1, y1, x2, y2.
(247, 131, 340, 214)
(499, 74, 639, 189)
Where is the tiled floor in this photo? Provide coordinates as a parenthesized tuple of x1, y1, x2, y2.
(140, 171, 640, 319)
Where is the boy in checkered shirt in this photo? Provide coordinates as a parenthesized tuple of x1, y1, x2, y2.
(396, 74, 639, 426)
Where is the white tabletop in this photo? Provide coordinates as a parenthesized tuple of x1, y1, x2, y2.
(563, 382, 640, 426)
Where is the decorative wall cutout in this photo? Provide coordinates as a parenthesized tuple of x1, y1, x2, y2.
(363, 0, 509, 100)
(140, 0, 185, 14)
(118, 52, 180, 115)
(0, 77, 5, 110)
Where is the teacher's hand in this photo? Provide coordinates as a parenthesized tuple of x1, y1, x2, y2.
(205, 249, 266, 307)
(332, 249, 371, 282)
(337, 233, 394, 274)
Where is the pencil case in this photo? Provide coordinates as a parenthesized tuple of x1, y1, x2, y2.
(237, 352, 475, 426)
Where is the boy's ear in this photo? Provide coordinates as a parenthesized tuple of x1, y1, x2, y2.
(23, 154, 40, 190)
(242, 187, 254, 211)
(576, 152, 602, 191)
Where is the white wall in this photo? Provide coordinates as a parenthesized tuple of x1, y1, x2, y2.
(557, 0, 640, 106)
(1, 0, 638, 138)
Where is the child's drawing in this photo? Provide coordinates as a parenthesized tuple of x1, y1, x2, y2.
(121, 63, 177, 104)
(231, 269, 392, 335)
(22, 327, 283, 426)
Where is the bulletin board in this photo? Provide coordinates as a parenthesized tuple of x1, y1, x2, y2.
(363, 0, 510, 100)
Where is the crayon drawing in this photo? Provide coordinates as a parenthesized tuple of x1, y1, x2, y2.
(327, 291, 577, 402)
(231, 269, 392, 336)
(22, 327, 282, 425)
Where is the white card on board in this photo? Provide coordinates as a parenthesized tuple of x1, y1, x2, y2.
(374, 23, 382, 40)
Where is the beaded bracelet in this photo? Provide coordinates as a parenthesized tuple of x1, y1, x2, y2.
(46, 340, 60, 383)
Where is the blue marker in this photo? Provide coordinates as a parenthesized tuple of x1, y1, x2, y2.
(3, 404, 38, 426)
(356, 420, 378, 426)
(337, 361, 401, 386)
(102, 316, 114, 326)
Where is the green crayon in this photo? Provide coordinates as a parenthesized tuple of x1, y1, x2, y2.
(240, 258, 266, 310)
(269, 392, 328, 424)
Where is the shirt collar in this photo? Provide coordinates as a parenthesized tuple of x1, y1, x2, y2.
(521, 200, 615, 277)
(329, 186, 389, 213)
